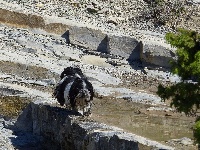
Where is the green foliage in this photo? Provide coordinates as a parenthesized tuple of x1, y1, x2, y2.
(194, 119, 200, 144)
(166, 28, 200, 81)
(157, 29, 200, 113)
(157, 83, 200, 115)
(157, 28, 200, 144)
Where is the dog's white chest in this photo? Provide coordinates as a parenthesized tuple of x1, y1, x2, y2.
(64, 81, 74, 105)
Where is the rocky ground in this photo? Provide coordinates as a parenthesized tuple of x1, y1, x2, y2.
(0, 0, 200, 149)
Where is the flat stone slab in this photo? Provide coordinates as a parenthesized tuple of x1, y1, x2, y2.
(69, 26, 108, 53)
(108, 35, 140, 60)
(81, 55, 112, 67)
(13, 102, 174, 150)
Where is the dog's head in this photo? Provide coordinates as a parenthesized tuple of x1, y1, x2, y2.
(60, 67, 84, 79)
(74, 89, 91, 107)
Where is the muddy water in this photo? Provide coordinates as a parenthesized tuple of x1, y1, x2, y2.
(91, 97, 194, 142)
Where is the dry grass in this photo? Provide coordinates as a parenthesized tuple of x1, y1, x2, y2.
(0, 60, 58, 79)
(0, 96, 30, 118)
(91, 97, 195, 143)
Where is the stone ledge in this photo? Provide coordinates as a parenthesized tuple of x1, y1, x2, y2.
(141, 44, 176, 69)
(14, 102, 174, 150)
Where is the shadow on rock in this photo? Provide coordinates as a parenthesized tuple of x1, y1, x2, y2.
(61, 30, 70, 44)
(7, 102, 81, 150)
(97, 35, 109, 53)
(9, 132, 42, 150)
(127, 41, 143, 70)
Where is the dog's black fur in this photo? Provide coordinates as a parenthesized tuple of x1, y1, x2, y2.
(60, 67, 84, 79)
(53, 67, 94, 115)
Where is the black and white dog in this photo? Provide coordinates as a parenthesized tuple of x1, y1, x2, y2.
(53, 67, 94, 115)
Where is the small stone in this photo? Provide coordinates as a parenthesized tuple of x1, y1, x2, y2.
(36, 3, 44, 8)
(87, 5, 98, 13)
(91, 0, 99, 7)
(107, 16, 118, 25)
(180, 137, 193, 145)
(71, 0, 80, 7)
(98, 8, 109, 14)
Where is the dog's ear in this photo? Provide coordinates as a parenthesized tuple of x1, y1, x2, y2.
(60, 67, 70, 79)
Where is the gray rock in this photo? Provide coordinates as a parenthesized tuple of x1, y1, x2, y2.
(69, 26, 109, 53)
(13, 102, 174, 150)
(168, 137, 193, 146)
(180, 137, 193, 145)
(15, 104, 33, 132)
(91, 0, 100, 7)
(25, 79, 56, 86)
(107, 16, 119, 25)
(98, 8, 109, 14)
(87, 5, 99, 13)
(0, 116, 42, 149)
(193, 0, 200, 3)
(108, 35, 140, 61)
(107, 16, 125, 26)
(141, 44, 176, 68)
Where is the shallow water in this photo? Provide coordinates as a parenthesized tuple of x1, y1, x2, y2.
(91, 97, 194, 142)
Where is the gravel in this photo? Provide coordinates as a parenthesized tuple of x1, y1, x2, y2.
(0, 0, 175, 44)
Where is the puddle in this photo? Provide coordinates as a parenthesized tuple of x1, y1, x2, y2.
(91, 97, 194, 142)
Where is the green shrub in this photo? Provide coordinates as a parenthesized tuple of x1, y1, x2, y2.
(157, 28, 200, 144)
(194, 120, 200, 144)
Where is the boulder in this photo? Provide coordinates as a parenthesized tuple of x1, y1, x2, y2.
(141, 44, 176, 69)
(69, 26, 109, 53)
(108, 35, 140, 61)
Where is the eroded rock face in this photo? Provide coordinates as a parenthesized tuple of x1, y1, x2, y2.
(13, 102, 173, 150)
(141, 44, 176, 69)
(69, 26, 109, 53)
(108, 35, 140, 61)
(68, 25, 141, 61)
